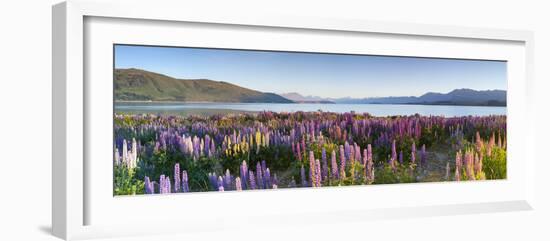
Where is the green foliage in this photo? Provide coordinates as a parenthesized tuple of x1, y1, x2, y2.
(483, 147, 506, 179)
(114, 165, 144, 195)
(374, 163, 416, 184)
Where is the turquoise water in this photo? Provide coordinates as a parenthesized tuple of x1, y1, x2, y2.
(115, 102, 506, 117)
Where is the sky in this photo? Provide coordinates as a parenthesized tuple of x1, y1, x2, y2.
(114, 44, 507, 98)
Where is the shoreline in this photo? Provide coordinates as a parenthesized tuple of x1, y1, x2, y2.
(114, 100, 507, 108)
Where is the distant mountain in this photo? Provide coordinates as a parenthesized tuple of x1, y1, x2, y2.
(331, 88, 506, 106)
(280, 92, 335, 103)
(115, 68, 293, 103)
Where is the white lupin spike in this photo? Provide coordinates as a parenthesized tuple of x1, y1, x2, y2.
(131, 138, 138, 168)
(122, 139, 128, 166)
(114, 148, 120, 166)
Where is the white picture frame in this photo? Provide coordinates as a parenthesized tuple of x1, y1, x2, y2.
(52, 0, 535, 240)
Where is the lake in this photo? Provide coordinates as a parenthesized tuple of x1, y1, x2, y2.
(114, 102, 506, 117)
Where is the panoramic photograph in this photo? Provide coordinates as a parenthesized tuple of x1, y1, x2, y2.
(113, 44, 507, 196)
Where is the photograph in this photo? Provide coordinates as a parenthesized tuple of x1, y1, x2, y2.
(113, 44, 507, 196)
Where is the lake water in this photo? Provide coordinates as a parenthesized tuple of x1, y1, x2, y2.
(115, 102, 506, 117)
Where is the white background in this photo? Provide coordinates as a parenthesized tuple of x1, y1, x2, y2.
(1, 0, 548, 240)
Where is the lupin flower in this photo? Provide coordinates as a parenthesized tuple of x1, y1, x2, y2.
(474, 153, 484, 180)
(208, 172, 218, 190)
(321, 148, 328, 181)
(315, 159, 321, 187)
(256, 163, 264, 189)
(265, 168, 272, 188)
(463, 150, 475, 180)
(309, 151, 316, 186)
(235, 177, 242, 191)
(354, 143, 362, 163)
(366, 144, 374, 184)
(114, 148, 120, 166)
(225, 169, 232, 190)
(159, 175, 166, 194)
(344, 141, 351, 162)
(391, 140, 397, 163)
(331, 150, 338, 180)
(339, 145, 346, 180)
(174, 163, 181, 193)
(261, 160, 268, 188)
(240, 160, 248, 190)
(475, 131, 484, 153)
(115, 110, 506, 194)
(165, 176, 171, 194)
(181, 170, 189, 192)
(249, 170, 256, 189)
(217, 176, 224, 190)
(296, 144, 302, 161)
(455, 150, 462, 181)
(144, 176, 154, 194)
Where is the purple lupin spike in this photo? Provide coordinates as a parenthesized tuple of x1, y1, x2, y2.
(217, 176, 224, 191)
(321, 148, 328, 182)
(331, 150, 338, 180)
(315, 159, 321, 187)
(309, 151, 315, 186)
(144, 176, 153, 194)
(296, 144, 302, 161)
(344, 141, 351, 161)
(181, 170, 189, 192)
(362, 148, 368, 179)
(224, 169, 232, 190)
(391, 140, 397, 163)
(165, 176, 171, 194)
(366, 144, 374, 184)
(204, 134, 210, 156)
(210, 139, 216, 157)
(159, 175, 166, 194)
(208, 173, 218, 190)
(354, 143, 362, 163)
(174, 163, 181, 193)
(248, 170, 256, 189)
(339, 145, 346, 180)
(256, 162, 264, 189)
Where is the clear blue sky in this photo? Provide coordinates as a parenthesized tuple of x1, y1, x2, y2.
(114, 45, 507, 98)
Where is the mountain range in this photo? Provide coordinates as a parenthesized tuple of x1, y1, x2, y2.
(115, 68, 506, 106)
(281, 89, 506, 106)
(115, 68, 292, 103)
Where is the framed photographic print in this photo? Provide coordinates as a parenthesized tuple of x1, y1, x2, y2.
(52, 0, 535, 240)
